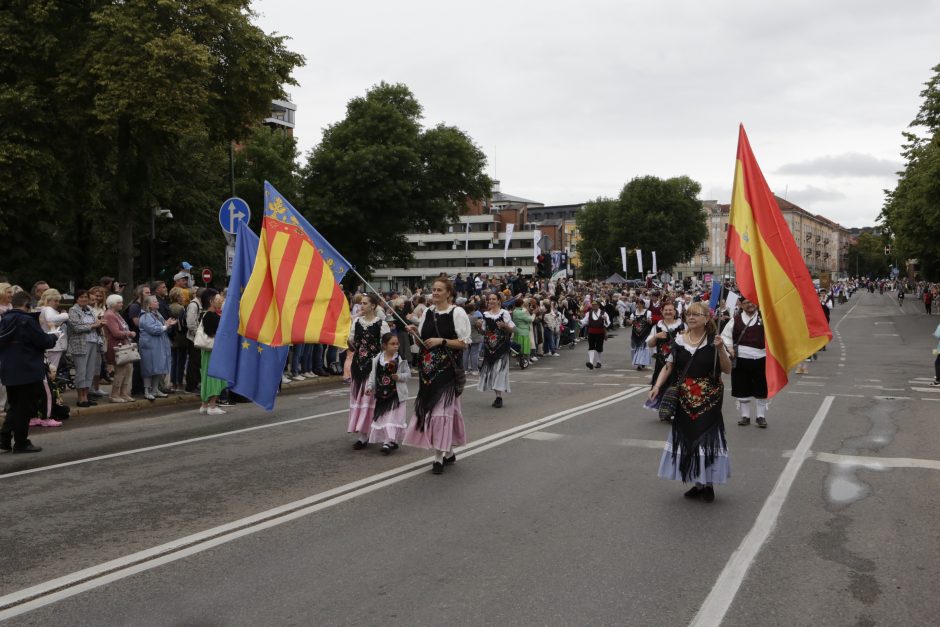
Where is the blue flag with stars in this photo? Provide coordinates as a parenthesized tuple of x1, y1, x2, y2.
(208, 220, 290, 410)
(264, 180, 353, 281)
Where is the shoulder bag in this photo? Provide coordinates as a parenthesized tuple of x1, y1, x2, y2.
(194, 312, 214, 350)
(114, 342, 141, 365)
(432, 310, 466, 396)
(657, 335, 705, 422)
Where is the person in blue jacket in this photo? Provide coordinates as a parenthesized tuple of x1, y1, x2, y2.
(0, 291, 59, 453)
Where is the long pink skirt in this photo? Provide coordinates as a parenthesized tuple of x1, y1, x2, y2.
(402, 397, 467, 451)
(347, 386, 374, 435)
(368, 402, 409, 444)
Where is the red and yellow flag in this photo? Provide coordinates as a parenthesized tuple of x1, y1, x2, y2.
(238, 194, 350, 348)
(726, 125, 832, 397)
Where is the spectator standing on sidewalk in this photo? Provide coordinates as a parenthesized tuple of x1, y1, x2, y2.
(184, 287, 203, 393)
(168, 287, 188, 392)
(0, 282, 11, 416)
(198, 289, 227, 415)
(102, 294, 136, 403)
(68, 289, 104, 408)
(1, 291, 58, 453)
(139, 295, 175, 401)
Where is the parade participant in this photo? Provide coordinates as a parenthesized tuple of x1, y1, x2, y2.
(365, 333, 411, 453)
(648, 290, 664, 324)
(102, 293, 136, 403)
(652, 301, 732, 502)
(67, 289, 105, 408)
(646, 302, 685, 391)
(0, 291, 59, 453)
(931, 321, 940, 386)
(581, 299, 610, 369)
(138, 295, 175, 402)
(477, 292, 515, 407)
(721, 297, 770, 428)
(631, 299, 653, 370)
(347, 294, 390, 449)
(403, 277, 471, 474)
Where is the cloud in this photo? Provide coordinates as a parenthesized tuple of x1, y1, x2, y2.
(780, 185, 847, 205)
(776, 153, 902, 178)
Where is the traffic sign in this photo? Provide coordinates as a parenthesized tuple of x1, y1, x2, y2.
(219, 197, 251, 234)
(201, 268, 213, 285)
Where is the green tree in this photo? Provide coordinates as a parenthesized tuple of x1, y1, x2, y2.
(0, 1, 303, 290)
(575, 176, 708, 279)
(846, 232, 890, 278)
(880, 63, 940, 279)
(300, 82, 491, 278)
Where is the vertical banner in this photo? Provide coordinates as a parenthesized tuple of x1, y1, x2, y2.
(652, 251, 658, 274)
(533, 229, 542, 262)
(464, 220, 470, 252)
(503, 223, 515, 260)
(620, 247, 627, 273)
(636, 249, 643, 275)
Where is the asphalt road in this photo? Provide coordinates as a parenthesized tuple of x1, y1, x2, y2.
(1, 290, 938, 626)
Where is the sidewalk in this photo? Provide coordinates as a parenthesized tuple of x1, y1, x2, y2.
(50, 373, 340, 419)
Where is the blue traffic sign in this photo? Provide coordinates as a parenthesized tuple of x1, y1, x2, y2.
(219, 197, 251, 234)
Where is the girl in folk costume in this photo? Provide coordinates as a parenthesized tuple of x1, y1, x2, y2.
(477, 292, 515, 408)
(651, 301, 732, 502)
(347, 294, 390, 450)
(631, 300, 653, 370)
(403, 277, 472, 475)
(365, 333, 410, 454)
(648, 290, 664, 325)
(646, 302, 685, 393)
(581, 299, 610, 369)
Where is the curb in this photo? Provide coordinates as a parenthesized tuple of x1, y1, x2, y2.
(65, 375, 341, 418)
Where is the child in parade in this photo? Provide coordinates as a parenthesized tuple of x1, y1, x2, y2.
(365, 333, 410, 453)
(347, 294, 390, 449)
(477, 292, 515, 407)
(631, 299, 653, 370)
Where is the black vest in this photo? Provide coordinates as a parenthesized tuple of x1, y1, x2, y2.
(733, 313, 765, 349)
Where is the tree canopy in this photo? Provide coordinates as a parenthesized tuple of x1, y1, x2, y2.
(846, 232, 891, 278)
(575, 175, 708, 279)
(880, 62, 940, 279)
(300, 82, 492, 277)
(0, 0, 303, 290)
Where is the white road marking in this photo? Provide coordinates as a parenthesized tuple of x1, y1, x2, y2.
(854, 385, 904, 391)
(873, 333, 900, 337)
(873, 396, 912, 400)
(557, 382, 584, 386)
(923, 398, 940, 402)
(831, 393, 866, 398)
(522, 431, 566, 441)
(618, 438, 666, 450)
(592, 383, 623, 386)
(814, 452, 940, 472)
(911, 387, 940, 394)
(801, 376, 829, 380)
(787, 391, 821, 395)
(796, 382, 825, 387)
(0, 388, 647, 620)
(689, 396, 834, 627)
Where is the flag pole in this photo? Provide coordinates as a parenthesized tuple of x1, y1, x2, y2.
(349, 268, 427, 350)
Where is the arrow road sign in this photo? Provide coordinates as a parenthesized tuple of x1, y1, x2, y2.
(219, 197, 251, 234)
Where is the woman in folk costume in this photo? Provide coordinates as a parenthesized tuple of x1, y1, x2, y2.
(365, 333, 410, 454)
(477, 292, 515, 408)
(631, 299, 653, 370)
(580, 299, 610, 369)
(646, 302, 685, 394)
(651, 301, 732, 502)
(403, 277, 472, 475)
(347, 293, 390, 450)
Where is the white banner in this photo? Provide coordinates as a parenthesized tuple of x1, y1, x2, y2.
(636, 249, 643, 275)
(652, 251, 658, 274)
(620, 247, 627, 273)
(533, 229, 542, 262)
(503, 223, 514, 260)
(464, 221, 471, 252)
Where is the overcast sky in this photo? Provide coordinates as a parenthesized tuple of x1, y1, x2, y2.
(253, 0, 939, 228)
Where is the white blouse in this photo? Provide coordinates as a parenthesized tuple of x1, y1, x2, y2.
(347, 316, 391, 345)
(417, 305, 472, 345)
(482, 309, 514, 329)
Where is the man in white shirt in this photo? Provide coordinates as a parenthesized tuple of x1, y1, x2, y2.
(721, 297, 770, 428)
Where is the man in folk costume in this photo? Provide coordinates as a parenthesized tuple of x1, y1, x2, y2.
(581, 299, 610, 369)
(720, 296, 770, 428)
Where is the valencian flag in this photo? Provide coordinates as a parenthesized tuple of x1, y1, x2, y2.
(726, 125, 832, 397)
(239, 182, 352, 347)
(208, 221, 289, 410)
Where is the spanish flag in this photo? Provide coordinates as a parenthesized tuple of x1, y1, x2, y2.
(239, 183, 351, 348)
(726, 125, 832, 397)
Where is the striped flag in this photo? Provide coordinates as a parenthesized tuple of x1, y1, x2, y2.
(726, 125, 832, 397)
(239, 183, 351, 347)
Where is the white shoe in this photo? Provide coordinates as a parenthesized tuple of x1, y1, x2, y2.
(304, 372, 319, 378)
(552, 353, 560, 357)
(154, 390, 168, 398)
(199, 406, 208, 414)
(145, 394, 156, 401)
(281, 375, 291, 384)
(292, 375, 305, 381)
(207, 407, 226, 415)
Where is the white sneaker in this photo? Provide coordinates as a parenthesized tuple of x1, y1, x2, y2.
(207, 407, 226, 415)
(281, 375, 291, 384)
(292, 375, 305, 381)
(304, 372, 319, 378)
(199, 406, 208, 414)
(154, 390, 168, 398)
(552, 353, 560, 357)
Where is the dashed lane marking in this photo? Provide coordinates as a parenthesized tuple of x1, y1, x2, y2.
(521, 431, 566, 441)
(911, 387, 940, 393)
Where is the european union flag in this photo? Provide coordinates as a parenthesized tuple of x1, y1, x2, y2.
(208, 220, 290, 410)
(264, 180, 353, 282)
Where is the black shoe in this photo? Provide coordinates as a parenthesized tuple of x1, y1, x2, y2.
(0, 440, 11, 452)
(492, 397, 503, 408)
(432, 461, 444, 474)
(702, 486, 715, 502)
(12, 442, 42, 453)
(76, 401, 92, 408)
(684, 486, 702, 499)
(381, 443, 392, 455)
(443, 453, 457, 466)
(737, 417, 750, 426)
(595, 362, 602, 369)
(756, 417, 767, 428)
(352, 440, 367, 450)
(586, 362, 594, 370)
